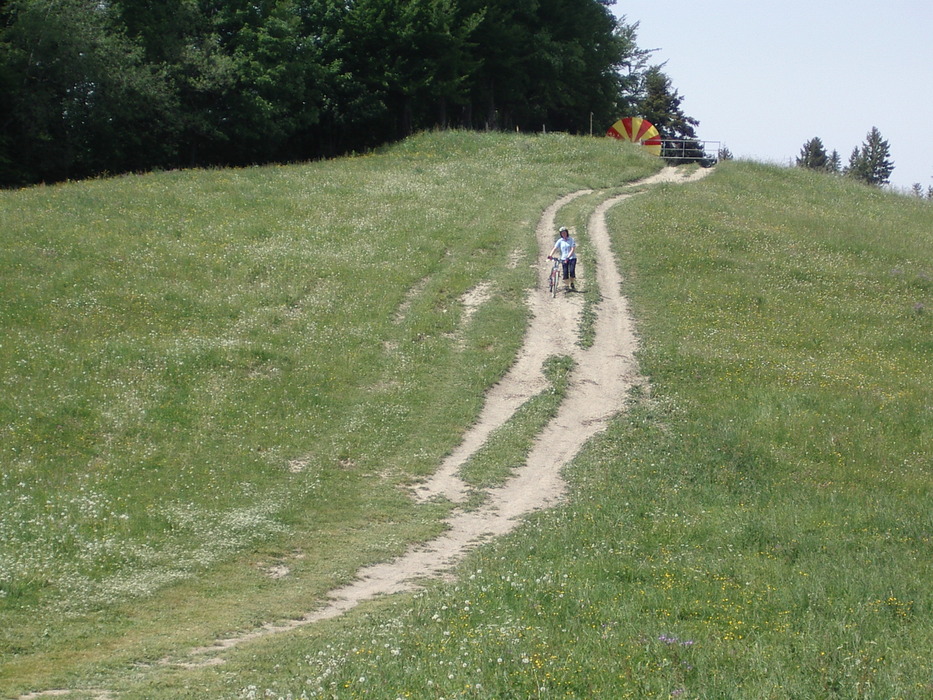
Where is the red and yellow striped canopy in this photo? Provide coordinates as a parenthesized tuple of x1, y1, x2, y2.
(607, 117, 662, 156)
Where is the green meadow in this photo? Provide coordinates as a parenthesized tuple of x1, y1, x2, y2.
(2, 132, 931, 698)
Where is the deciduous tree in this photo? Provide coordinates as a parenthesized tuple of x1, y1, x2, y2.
(0, 0, 674, 185)
(0, 0, 173, 184)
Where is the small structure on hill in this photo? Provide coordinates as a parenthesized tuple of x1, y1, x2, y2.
(607, 117, 662, 156)
(607, 117, 719, 167)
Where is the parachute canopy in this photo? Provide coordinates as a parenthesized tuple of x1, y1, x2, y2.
(607, 117, 662, 156)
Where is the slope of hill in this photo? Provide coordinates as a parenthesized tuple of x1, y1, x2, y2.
(0, 131, 660, 695)
(2, 133, 931, 698)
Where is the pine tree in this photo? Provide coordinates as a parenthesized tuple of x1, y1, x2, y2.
(846, 127, 895, 186)
(637, 66, 698, 140)
(827, 149, 842, 173)
(796, 137, 829, 170)
(636, 65, 704, 163)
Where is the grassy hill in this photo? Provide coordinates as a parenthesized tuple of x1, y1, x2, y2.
(2, 132, 931, 698)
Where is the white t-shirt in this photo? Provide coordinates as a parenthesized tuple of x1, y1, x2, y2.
(554, 236, 576, 260)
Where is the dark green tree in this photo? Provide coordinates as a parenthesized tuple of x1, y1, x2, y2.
(456, 0, 641, 133)
(115, 0, 347, 166)
(216, 0, 328, 163)
(0, 0, 672, 185)
(796, 136, 829, 171)
(113, 0, 200, 64)
(455, 0, 536, 129)
(0, 0, 173, 184)
(636, 65, 704, 163)
(337, 0, 480, 143)
(523, 0, 627, 133)
(637, 66, 698, 140)
(846, 126, 895, 186)
(612, 18, 654, 103)
(290, 0, 372, 157)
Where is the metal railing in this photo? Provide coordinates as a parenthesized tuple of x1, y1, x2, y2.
(661, 139, 721, 166)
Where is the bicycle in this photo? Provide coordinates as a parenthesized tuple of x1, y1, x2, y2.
(547, 255, 562, 298)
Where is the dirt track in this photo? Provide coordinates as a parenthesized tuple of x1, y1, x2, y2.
(19, 167, 711, 697)
(179, 166, 713, 663)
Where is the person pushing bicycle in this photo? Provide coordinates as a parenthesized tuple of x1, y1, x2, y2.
(547, 226, 577, 291)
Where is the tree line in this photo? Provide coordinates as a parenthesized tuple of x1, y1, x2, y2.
(796, 127, 908, 191)
(0, 0, 700, 187)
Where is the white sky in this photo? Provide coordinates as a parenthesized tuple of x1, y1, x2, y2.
(613, 1, 933, 190)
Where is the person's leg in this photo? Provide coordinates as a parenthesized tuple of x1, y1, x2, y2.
(562, 260, 570, 288)
(568, 258, 577, 289)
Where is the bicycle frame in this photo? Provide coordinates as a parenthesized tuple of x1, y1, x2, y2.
(548, 257, 561, 298)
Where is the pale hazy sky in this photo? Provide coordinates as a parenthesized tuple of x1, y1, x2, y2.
(613, 1, 933, 190)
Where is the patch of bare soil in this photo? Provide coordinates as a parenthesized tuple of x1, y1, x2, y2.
(18, 691, 115, 700)
(18, 167, 711, 696)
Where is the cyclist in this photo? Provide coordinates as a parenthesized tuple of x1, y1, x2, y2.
(547, 226, 577, 291)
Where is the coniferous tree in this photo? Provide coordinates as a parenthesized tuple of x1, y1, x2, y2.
(827, 149, 842, 174)
(846, 147, 862, 177)
(846, 127, 895, 186)
(796, 137, 829, 170)
(637, 65, 697, 140)
(636, 65, 705, 163)
(612, 19, 654, 112)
